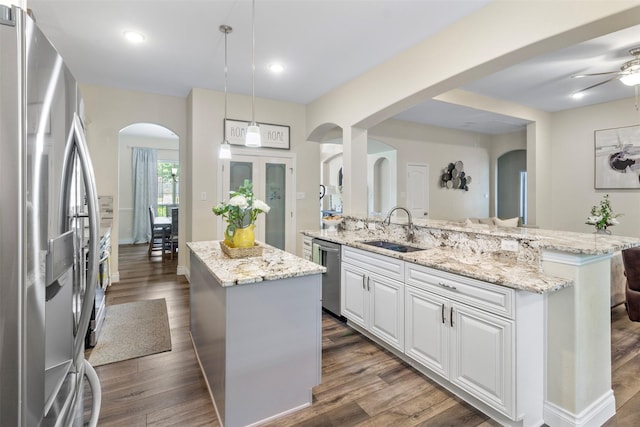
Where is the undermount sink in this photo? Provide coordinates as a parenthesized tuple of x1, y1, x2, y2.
(360, 240, 424, 253)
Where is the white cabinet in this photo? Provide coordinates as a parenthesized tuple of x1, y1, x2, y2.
(450, 302, 513, 415)
(302, 235, 313, 261)
(405, 285, 449, 377)
(342, 262, 367, 327)
(405, 263, 515, 419)
(341, 247, 404, 351)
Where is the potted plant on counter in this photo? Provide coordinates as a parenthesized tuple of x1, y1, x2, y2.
(586, 194, 621, 234)
(213, 180, 270, 248)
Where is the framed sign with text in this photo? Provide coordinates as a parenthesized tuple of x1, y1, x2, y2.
(224, 119, 290, 149)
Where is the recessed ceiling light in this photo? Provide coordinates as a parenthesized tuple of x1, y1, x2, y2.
(572, 92, 585, 99)
(124, 31, 145, 44)
(269, 63, 284, 73)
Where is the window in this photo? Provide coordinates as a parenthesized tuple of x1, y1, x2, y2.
(157, 160, 178, 216)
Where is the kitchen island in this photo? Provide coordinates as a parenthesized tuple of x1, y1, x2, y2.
(304, 216, 640, 427)
(187, 241, 325, 427)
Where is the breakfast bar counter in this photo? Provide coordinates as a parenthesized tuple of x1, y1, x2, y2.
(304, 217, 640, 427)
(187, 241, 325, 427)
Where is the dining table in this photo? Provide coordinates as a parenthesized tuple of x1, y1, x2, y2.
(154, 216, 171, 230)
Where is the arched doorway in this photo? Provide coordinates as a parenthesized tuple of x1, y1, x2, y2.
(118, 123, 179, 246)
(497, 149, 526, 222)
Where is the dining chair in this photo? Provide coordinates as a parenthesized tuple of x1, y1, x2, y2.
(169, 207, 179, 260)
(148, 206, 167, 259)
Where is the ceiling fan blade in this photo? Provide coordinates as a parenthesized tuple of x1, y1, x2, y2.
(572, 71, 619, 78)
(577, 75, 620, 93)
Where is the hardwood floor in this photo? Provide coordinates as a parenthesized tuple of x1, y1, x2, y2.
(90, 244, 640, 426)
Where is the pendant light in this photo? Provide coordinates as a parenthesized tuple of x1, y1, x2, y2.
(219, 25, 233, 159)
(245, 0, 261, 147)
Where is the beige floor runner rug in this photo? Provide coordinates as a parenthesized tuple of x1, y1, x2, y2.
(88, 298, 172, 367)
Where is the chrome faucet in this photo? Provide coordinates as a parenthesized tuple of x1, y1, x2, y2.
(383, 206, 415, 242)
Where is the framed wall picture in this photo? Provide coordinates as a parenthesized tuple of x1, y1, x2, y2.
(595, 124, 640, 189)
(224, 119, 290, 149)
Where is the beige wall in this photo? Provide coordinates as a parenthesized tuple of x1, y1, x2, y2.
(81, 83, 317, 280)
(187, 88, 319, 262)
(369, 119, 492, 221)
(79, 84, 187, 280)
(550, 96, 640, 237)
(306, 1, 640, 224)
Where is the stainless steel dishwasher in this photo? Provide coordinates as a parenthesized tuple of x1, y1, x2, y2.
(312, 238, 343, 318)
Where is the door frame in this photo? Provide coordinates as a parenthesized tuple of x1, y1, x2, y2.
(218, 149, 296, 252)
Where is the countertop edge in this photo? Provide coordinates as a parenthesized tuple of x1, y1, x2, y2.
(187, 240, 325, 287)
(304, 231, 572, 294)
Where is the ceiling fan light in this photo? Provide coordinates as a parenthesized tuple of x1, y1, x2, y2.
(245, 123, 261, 147)
(219, 140, 232, 159)
(620, 72, 640, 86)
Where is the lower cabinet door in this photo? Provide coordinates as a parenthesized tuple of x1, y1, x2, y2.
(449, 303, 514, 418)
(341, 263, 367, 328)
(369, 274, 404, 351)
(405, 285, 449, 377)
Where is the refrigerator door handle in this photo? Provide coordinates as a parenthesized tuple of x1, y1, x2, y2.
(73, 113, 100, 358)
(61, 113, 100, 359)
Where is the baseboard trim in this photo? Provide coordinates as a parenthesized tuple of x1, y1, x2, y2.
(544, 390, 615, 427)
(177, 265, 187, 276)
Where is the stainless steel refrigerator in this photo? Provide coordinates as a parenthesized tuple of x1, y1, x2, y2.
(0, 5, 101, 426)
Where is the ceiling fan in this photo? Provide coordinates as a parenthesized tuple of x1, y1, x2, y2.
(572, 47, 640, 94)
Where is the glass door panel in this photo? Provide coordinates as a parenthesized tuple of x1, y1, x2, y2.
(230, 161, 253, 194)
(265, 163, 286, 250)
(222, 155, 294, 252)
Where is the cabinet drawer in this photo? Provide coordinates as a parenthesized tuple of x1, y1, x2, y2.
(405, 263, 514, 319)
(342, 246, 404, 282)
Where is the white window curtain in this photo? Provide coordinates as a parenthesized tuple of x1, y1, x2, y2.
(132, 147, 158, 243)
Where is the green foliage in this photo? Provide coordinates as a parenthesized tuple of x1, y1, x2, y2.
(586, 194, 621, 230)
(212, 180, 270, 236)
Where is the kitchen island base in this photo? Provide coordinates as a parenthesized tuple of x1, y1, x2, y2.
(189, 252, 322, 427)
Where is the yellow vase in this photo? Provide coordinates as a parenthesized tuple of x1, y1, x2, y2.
(224, 226, 235, 247)
(233, 224, 255, 248)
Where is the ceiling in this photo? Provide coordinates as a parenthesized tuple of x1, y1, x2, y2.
(26, 0, 640, 136)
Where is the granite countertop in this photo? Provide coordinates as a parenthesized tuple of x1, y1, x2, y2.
(187, 240, 325, 287)
(303, 230, 571, 294)
(394, 217, 640, 256)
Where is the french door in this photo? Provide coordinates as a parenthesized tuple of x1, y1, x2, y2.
(221, 154, 295, 252)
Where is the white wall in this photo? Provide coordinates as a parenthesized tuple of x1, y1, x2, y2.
(118, 133, 179, 244)
(551, 96, 640, 237)
(370, 119, 492, 221)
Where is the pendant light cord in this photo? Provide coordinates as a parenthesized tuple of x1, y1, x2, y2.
(251, 0, 256, 123)
(224, 28, 229, 121)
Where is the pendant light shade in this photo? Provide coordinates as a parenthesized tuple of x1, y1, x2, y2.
(245, 123, 261, 147)
(219, 24, 233, 159)
(245, 0, 261, 147)
(219, 140, 232, 159)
